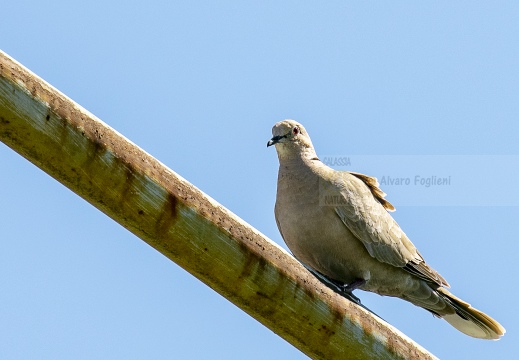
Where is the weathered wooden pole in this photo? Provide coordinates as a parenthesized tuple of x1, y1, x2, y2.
(0, 50, 437, 360)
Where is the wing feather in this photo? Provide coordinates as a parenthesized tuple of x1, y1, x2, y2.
(334, 171, 449, 287)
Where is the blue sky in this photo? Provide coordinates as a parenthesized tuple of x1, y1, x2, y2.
(1, 2, 517, 359)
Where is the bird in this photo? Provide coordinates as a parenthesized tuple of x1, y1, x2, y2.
(267, 119, 505, 340)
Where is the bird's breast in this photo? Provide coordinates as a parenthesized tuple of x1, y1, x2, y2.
(275, 169, 369, 283)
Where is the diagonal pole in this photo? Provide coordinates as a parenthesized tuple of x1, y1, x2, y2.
(0, 50, 437, 360)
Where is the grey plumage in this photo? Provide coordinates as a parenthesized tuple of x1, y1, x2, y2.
(268, 119, 505, 340)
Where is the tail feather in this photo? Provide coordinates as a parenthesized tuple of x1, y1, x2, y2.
(438, 288, 505, 340)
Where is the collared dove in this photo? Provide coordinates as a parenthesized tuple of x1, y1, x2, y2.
(267, 119, 505, 340)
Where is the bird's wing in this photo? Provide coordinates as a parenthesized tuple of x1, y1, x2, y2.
(332, 171, 449, 287)
(348, 172, 395, 212)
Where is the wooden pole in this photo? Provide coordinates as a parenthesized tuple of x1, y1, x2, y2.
(0, 50, 437, 360)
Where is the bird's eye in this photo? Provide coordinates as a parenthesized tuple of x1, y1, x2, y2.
(293, 127, 299, 135)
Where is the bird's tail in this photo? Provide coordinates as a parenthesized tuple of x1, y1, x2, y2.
(437, 287, 505, 340)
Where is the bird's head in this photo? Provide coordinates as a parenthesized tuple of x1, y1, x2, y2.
(267, 120, 317, 160)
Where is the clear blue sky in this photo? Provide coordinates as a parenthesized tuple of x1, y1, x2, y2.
(1, 1, 517, 359)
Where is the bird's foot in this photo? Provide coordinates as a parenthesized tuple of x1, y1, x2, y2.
(341, 278, 367, 292)
(305, 268, 384, 319)
(306, 268, 364, 305)
(337, 278, 366, 305)
(339, 289, 362, 305)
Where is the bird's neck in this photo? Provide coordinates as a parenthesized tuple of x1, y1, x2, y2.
(277, 147, 319, 164)
(277, 151, 323, 186)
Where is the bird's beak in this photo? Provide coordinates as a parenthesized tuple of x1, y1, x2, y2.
(267, 135, 285, 147)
